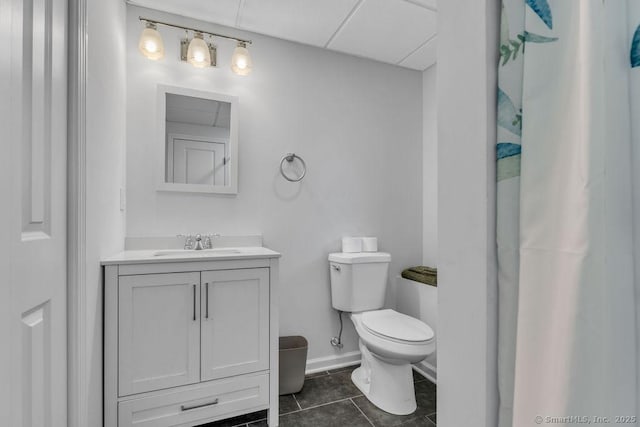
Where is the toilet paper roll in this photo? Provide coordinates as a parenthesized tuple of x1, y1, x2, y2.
(361, 237, 378, 252)
(342, 237, 362, 253)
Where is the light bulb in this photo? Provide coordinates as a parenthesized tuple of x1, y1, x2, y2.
(144, 40, 157, 53)
(187, 32, 211, 68)
(231, 42, 252, 76)
(138, 22, 164, 60)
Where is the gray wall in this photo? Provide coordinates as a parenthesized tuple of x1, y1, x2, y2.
(437, 0, 499, 425)
(86, 0, 127, 425)
(422, 64, 438, 266)
(126, 6, 424, 366)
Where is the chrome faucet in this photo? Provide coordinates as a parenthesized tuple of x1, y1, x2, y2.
(178, 233, 220, 250)
(193, 234, 204, 250)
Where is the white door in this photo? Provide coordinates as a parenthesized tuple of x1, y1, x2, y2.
(171, 137, 227, 185)
(118, 273, 201, 396)
(200, 268, 270, 381)
(0, 0, 68, 425)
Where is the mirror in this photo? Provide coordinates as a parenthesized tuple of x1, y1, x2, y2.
(157, 85, 238, 194)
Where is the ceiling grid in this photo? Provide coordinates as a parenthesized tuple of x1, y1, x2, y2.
(128, 0, 438, 70)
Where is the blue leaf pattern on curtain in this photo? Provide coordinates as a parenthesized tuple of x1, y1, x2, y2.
(497, 88, 522, 136)
(524, 31, 558, 43)
(499, 32, 557, 66)
(526, 0, 553, 29)
(497, 144, 521, 181)
(632, 24, 640, 67)
(497, 143, 522, 159)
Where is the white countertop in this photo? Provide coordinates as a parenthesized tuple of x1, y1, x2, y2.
(101, 246, 281, 266)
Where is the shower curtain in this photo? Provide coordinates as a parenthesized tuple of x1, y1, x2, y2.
(497, 1, 640, 426)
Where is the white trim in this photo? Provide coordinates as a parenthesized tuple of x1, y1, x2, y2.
(156, 182, 239, 194)
(413, 361, 437, 384)
(305, 351, 362, 375)
(67, 0, 87, 426)
(156, 84, 239, 195)
(268, 258, 280, 427)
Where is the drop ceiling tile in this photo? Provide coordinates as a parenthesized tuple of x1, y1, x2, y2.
(238, 0, 360, 47)
(403, 0, 437, 11)
(399, 36, 437, 70)
(128, 0, 241, 28)
(327, 0, 437, 65)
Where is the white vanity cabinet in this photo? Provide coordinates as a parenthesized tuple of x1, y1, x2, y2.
(103, 249, 280, 427)
(200, 268, 270, 382)
(118, 272, 201, 396)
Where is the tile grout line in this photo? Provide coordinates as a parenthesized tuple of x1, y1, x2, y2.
(237, 421, 262, 427)
(350, 397, 376, 427)
(287, 395, 363, 414)
(291, 393, 302, 411)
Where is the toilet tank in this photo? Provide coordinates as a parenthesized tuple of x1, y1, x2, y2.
(328, 252, 391, 312)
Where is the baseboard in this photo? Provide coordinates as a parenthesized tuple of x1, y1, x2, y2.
(306, 351, 437, 382)
(413, 360, 437, 383)
(305, 351, 362, 375)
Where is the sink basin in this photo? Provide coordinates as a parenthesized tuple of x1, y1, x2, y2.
(153, 248, 243, 257)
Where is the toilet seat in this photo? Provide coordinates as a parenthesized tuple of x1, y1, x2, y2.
(361, 309, 434, 344)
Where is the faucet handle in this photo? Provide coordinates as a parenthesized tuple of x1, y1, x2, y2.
(203, 233, 220, 249)
(178, 234, 195, 250)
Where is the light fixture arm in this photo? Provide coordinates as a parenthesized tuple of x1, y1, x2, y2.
(139, 16, 252, 46)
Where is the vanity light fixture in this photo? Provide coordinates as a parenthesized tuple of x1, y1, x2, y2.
(138, 17, 253, 75)
(231, 41, 252, 76)
(186, 32, 214, 68)
(138, 22, 164, 60)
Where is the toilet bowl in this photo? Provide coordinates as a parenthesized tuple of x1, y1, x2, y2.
(328, 251, 436, 415)
(350, 309, 434, 415)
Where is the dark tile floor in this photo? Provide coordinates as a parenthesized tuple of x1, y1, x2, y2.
(201, 365, 437, 427)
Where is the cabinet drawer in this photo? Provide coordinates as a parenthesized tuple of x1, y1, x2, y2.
(118, 373, 269, 427)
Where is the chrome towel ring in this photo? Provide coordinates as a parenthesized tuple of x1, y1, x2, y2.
(280, 153, 307, 182)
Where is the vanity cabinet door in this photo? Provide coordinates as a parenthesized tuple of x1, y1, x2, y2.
(201, 268, 270, 381)
(118, 272, 201, 396)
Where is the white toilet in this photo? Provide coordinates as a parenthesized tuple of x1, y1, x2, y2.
(328, 252, 435, 415)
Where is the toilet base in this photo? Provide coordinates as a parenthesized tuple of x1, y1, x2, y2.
(351, 341, 417, 415)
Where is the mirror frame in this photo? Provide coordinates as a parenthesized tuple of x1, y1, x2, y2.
(156, 84, 239, 194)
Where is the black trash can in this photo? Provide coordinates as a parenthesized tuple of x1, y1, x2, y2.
(279, 336, 308, 395)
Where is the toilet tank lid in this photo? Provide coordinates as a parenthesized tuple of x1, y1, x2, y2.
(328, 252, 391, 264)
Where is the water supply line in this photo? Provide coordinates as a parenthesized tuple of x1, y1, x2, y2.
(330, 310, 344, 348)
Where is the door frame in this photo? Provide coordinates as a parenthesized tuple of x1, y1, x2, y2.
(67, 0, 88, 426)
